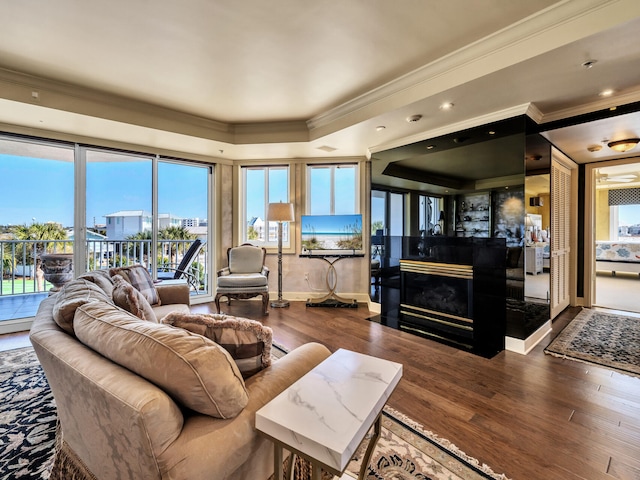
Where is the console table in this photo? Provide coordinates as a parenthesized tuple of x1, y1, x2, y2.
(300, 253, 363, 307)
(255, 349, 402, 480)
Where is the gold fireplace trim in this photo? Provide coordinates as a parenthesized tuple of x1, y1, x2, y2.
(399, 324, 473, 350)
(400, 309, 473, 332)
(400, 303, 473, 329)
(400, 260, 473, 279)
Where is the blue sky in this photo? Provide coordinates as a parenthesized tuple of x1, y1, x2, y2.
(3, 153, 640, 231)
(2, 155, 207, 227)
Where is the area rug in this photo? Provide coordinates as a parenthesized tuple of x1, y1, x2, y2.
(0, 346, 510, 480)
(0, 347, 56, 480)
(544, 308, 640, 378)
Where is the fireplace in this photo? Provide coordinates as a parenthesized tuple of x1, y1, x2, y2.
(400, 261, 474, 347)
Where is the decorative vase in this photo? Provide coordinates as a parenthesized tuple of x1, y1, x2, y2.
(39, 253, 74, 292)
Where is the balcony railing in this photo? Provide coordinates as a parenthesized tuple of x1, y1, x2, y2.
(1, 239, 208, 296)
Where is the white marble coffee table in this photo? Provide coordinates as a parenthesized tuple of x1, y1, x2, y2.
(256, 348, 402, 480)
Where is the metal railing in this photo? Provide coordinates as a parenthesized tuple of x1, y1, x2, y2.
(1, 239, 208, 296)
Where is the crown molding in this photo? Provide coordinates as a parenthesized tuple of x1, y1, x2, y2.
(308, 0, 640, 138)
(538, 89, 640, 124)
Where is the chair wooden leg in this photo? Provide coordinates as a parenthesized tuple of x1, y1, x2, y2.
(214, 294, 222, 313)
(262, 292, 269, 315)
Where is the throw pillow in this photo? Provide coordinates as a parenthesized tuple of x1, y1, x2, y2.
(74, 301, 249, 419)
(163, 312, 272, 378)
(112, 274, 157, 322)
(110, 264, 161, 306)
(78, 269, 115, 297)
(52, 277, 114, 335)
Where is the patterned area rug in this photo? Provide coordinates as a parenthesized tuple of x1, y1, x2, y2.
(544, 308, 640, 378)
(0, 347, 56, 480)
(1, 346, 510, 480)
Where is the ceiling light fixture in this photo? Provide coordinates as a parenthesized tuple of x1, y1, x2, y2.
(587, 145, 603, 152)
(375, 125, 386, 131)
(439, 102, 454, 110)
(406, 114, 422, 123)
(599, 89, 614, 97)
(607, 138, 640, 153)
(426, 145, 435, 150)
(582, 59, 597, 69)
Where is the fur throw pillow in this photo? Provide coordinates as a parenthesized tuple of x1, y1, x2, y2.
(163, 312, 272, 378)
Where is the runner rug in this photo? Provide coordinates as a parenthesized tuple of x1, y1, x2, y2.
(544, 308, 640, 379)
(1, 346, 510, 480)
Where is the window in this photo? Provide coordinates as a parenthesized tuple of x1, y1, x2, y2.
(241, 166, 290, 245)
(307, 164, 357, 215)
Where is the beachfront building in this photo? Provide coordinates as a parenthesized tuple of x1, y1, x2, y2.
(105, 211, 153, 240)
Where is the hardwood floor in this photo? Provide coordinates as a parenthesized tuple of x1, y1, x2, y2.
(3, 301, 639, 479)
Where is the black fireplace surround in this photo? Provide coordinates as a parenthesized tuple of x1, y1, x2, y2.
(375, 236, 507, 358)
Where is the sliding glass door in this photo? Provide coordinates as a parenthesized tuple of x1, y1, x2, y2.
(158, 160, 210, 294)
(0, 136, 75, 328)
(0, 135, 214, 332)
(86, 149, 153, 270)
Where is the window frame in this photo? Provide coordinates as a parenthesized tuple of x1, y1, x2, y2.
(305, 163, 359, 215)
(240, 164, 292, 249)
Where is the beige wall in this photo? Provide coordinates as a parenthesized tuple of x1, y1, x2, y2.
(226, 158, 371, 302)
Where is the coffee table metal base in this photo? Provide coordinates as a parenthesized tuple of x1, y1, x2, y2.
(271, 413, 382, 480)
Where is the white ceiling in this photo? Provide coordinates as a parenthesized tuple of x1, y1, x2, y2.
(1, 0, 640, 169)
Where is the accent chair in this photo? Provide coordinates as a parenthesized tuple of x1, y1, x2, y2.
(215, 243, 270, 315)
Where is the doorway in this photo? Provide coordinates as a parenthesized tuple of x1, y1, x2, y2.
(592, 161, 640, 314)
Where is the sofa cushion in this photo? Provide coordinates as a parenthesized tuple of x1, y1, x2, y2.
(74, 302, 249, 418)
(110, 265, 160, 306)
(52, 278, 114, 335)
(163, 312, 272, 378)
(112, 274, 157, 322)
(217, 273, 268, 288)
(78, 269, 115, 297)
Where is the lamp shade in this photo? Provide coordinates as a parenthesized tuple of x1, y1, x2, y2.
(524, 215, 534, 227)
(267, 202, 294, 222)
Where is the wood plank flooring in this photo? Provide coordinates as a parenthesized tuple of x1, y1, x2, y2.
(3, 301, 639, 479)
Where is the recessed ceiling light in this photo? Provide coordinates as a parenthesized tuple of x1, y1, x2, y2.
(426, 145, 435, 150)
(375, 125, 386, 131)
(406, 114, 422, 123)
(582, 59, 597, 69)
(488, 131, 496, 135)
(587, 145, 603, 152)
(439, 102, 454, 110)
(599, 89, 614, 97)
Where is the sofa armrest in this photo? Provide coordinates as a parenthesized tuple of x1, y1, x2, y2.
(156, 281, 190, 305)
(157, 343, 332, 480)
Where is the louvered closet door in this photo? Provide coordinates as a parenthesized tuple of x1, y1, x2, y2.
(550, 160, 571, 319)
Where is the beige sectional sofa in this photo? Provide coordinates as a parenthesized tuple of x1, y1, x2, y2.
(29, 269, 331, 480)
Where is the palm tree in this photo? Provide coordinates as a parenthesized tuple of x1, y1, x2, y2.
(125, 230, 152, 261)
(158, 226, 197, 267)
(12, 222, 69, 264)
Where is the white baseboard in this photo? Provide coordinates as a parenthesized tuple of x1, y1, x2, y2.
(505, 320, 552, 355)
